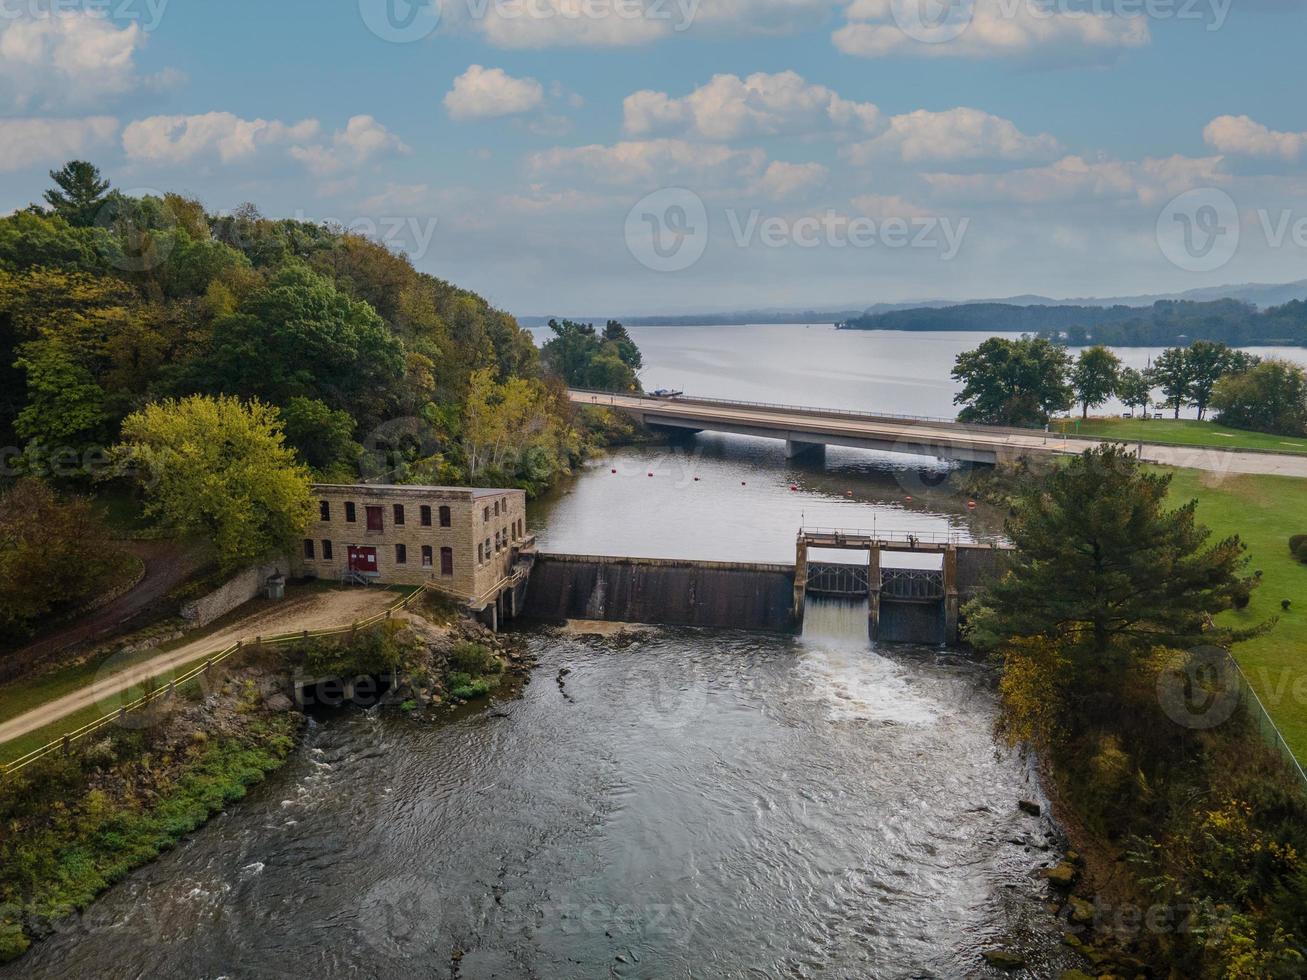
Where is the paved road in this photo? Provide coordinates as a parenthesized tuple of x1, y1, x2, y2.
(0, 588, 396, 750)
(575, 392, 1307, 479)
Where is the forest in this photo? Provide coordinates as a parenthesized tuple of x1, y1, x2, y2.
(0, 162, 640, 494)
(842, 297, 1307, 347)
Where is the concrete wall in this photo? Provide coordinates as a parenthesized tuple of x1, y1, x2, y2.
(181, 558, 289, 628)
(879, 601, 947, 645)
(525, 554, 795, 632)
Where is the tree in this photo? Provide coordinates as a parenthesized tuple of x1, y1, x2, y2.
(278, 396, 362, 477)
(1211, 359, 1307, 436)
(0, 479, 120, 639)
(1071, 345, 1121, 419)
(1115, 367, 1153, 420)
(966, 445, 1255, 663)
(1150, 346, 1191, 419)
(540, 318, 641, 392)
(951, 336, 1073, 426)
(115, 395, 312, 571)
(13, 345, 107, 451)
(1185, 340, 1240, 421)
(43, 161, 111, 228)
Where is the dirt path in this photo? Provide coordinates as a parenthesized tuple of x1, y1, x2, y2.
(0, 539, 210, 684)
(0, 588, 397, 748)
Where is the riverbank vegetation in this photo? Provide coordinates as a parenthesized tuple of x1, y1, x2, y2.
(1051, 418, 1307, 455)
(953, 335, 1305, 437)
(0, 603, 524, 963)
(969, 446, 1307, 976)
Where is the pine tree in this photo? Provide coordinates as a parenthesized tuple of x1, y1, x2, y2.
(43, 161, 111, 228)
(966, 445, 1257, 664)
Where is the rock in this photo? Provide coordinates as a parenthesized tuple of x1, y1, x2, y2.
(1067, 896, 1096, 926)
(1042, 862, 1078, 888)
(981, 948, 1027, 970)
(263, 693, 294, 713)
(1065, 849, 1082, 865)
(1018, 799, 1042, 817)
(1058, 971, 1096, 980)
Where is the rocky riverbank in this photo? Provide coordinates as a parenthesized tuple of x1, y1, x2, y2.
(0, 601, 529, 964)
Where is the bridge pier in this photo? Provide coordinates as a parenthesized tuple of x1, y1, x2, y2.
(943, 547, 959, 642)
(793, 539, 809, 626)
(785, 439, 826, 461)
(868, 547, 881, 643)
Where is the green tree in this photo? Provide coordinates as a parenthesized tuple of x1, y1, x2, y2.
(1211, 359, 1307, 436)
(1150, 347, 1191, 419)
(1115, 366, 1153, 420)
(1185, 340, 1243, 421)
(951, 336, 1073, 426)
(115, 395, 312, 571)
(43, 161, 111, 228)
(602, 320, 643, 370)
(967, 445, 1255, 661)
(1071, 345, 1121, 419)
(13, 345, 107, 450)
(0, 479, 120, 639)
(541, 318, 641, 392)
(279, 396, 362, 477)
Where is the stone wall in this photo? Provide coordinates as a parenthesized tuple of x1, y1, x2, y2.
(181, 558, 289, 628)
(525, 554, 796, 632)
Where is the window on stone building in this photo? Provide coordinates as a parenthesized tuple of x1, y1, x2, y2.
(319, 500, 330, 521)
(322, 540, 333, 561)
(395, 544, 407, 564)
(422, 546, 433, 569)
(394, 504, 405, 526)
(303, 539, 315, 560)
(345, 501, 356, 523)
(440, 505, 452, 527)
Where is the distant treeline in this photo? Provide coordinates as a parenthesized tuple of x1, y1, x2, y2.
(841, 298, 1307, 347)
(521, 312, 861, 329)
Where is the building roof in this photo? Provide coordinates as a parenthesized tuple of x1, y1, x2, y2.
(311, 483, 521, 499)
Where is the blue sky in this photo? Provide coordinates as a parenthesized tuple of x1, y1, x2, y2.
(3, 0, 1306, 316)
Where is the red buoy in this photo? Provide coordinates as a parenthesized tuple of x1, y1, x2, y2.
(611, 469, 617, 474)
(790, 484, 798, 491)
(648, 472, 654, 477)
(967, 500, 977, 509)
(905, 496, 914, 502)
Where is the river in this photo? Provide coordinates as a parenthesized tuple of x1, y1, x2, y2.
(5, 328, 1117, 978)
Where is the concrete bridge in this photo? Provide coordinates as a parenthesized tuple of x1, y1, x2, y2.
(573, 390, 1048, 464)
(570, 390, 1307, 477)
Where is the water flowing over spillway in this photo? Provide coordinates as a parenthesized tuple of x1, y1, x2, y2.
(801, 595, 872, 649)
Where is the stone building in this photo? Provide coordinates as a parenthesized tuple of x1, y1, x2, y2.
(296, 484, 533, 627)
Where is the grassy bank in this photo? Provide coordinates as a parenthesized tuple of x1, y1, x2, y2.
(1166, 468, 1307, 761)
(0, 708, 298, 962)
(1054, 417, 1307, 454)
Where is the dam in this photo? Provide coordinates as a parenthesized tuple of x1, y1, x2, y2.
(523, 529, 1010, 645)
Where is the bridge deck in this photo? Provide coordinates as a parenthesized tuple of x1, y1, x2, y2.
(570, 390, 1307, 477)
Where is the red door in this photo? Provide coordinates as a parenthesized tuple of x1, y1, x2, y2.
(348, 546, 379, 574)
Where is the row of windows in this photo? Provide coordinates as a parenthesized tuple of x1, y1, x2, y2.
(475, 519, 527, 565)
(319, 501, 454, 530)
(482, 499, 516, 522)
(302, 540, 455, 576)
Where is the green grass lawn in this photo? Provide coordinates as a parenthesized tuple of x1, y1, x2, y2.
(1167, 468, 1307, 762)
(1055, 417, 1307, 455)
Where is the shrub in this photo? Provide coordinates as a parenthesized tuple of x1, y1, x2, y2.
(1290, 534, 1307, 554)
(1295, 542, 1307, 564)
(449, 641, 502, 676)
(446, 671, 492, 700)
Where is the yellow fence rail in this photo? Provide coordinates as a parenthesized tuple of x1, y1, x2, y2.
(0, 585, 429, 779)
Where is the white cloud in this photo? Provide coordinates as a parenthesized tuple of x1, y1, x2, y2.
(0, 116, 118, 172)
(849, 192, 932, 219)
(922, 153, 1225, 206)
(461, 0, 834, 49)
(833, 0, 1150, 62)
(360, 183, 432, 211)
(1204, 115, 1307, 161)
(288, 115, 410, 176)
(748, 160, 829, 199)
(122, 112, 321, 164)
(0, 12, 152, 110)
(528, 138, 766, 186)
(624, 71, 882, 140)
(843, 107, 1061, 165)
(445, 65, 545, 120)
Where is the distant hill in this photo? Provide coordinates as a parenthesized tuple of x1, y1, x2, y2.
(519, 280, 1307, 329)
(841, 298, 1307, 348)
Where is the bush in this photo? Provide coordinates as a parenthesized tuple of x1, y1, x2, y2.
(1289, 534, 1307, 553)
(446, 671, 493, 700)
(1295, 543, 1307, 564)
(449, 641, 502, 676)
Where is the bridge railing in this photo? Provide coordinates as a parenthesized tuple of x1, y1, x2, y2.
(800, 527, 966, 544)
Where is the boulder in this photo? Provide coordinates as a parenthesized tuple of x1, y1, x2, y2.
(1042, 862, 1078, 888)
(981, 949, 1027, 970)
(1067, 896, 1096, 926)
(1018, 799, 1042, 817)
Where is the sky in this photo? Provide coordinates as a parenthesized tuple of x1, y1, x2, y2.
(2, 0, 1307, 317)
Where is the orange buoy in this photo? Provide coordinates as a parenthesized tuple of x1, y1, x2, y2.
(967, 500, 977, 509)
(905, 496, 913, 502)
